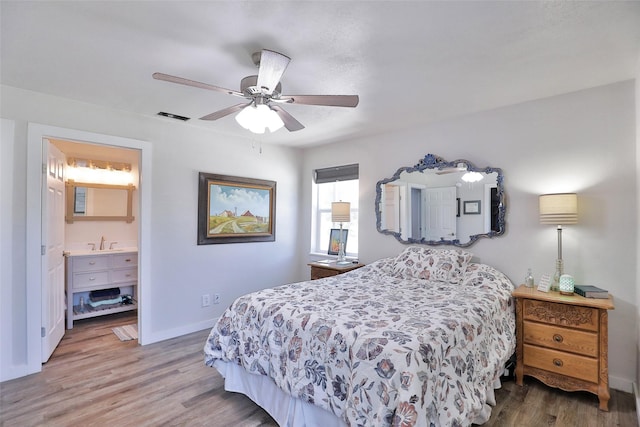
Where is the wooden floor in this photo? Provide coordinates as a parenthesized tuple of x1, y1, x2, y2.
(1, 311, 637, 427)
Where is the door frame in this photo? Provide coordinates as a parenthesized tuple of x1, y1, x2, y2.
(26, 123, 152, 375)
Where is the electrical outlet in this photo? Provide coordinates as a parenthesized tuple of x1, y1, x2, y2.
(202, 294, 211, 307)
(213, 293, 220, 304)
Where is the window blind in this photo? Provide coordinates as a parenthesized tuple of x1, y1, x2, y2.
(314, 164, 359, 184)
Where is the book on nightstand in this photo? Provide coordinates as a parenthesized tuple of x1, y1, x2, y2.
(574, 285, 609, 299)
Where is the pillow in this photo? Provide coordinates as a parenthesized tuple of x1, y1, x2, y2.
(390, 246, 473, 283)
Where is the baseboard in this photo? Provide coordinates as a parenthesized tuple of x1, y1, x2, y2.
(0, 363, 31, 383)
(141, 317, 218, 345)
(634, 382, 640, 427)
(610, 375, 634, 394)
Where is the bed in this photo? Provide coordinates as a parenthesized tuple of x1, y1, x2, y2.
(204, 247, 516, 427)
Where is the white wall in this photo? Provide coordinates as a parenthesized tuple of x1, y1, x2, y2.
(0, 85, 303, 380)
(635, 56, 640, 411)
(301, 81, 637, 392)
(0, 119, 17, 382)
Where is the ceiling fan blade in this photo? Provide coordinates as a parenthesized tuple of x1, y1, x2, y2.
(256, 50, 290, 95)
(153, 72, 244, 97)
(280, 94, 359, 108)
(200, 103, 250, 121)
(270, 105, 304, 132)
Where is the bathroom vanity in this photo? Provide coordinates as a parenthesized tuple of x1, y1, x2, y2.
(65, 250, 138, 329)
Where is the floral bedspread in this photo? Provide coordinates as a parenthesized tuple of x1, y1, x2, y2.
(204, 257, 515, 427)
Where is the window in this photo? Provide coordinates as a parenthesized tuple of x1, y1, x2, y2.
(312, 164, 359, 257)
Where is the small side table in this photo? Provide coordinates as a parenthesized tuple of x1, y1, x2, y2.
(308, 261, 364, 280)
(512, 284, 614, 411)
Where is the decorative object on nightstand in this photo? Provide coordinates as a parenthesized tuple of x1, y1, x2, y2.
(574, 284, 609, 299)
(558, 274, 575, 295)
(331, 201, 350, 265)
(539, 193, 578, 291)
(524, 268, 534, 287)
(512, 285, 614, 411)
(308, 261, 364, 280)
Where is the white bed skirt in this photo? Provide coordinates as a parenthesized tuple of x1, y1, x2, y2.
(213, 360, 501, 426)
(214, 360, 347, 427)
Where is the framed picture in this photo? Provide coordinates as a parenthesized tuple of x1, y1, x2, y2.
(198, 172, 276, 245)
(463, 200, 481, 215)
(328, 228, 348, 255)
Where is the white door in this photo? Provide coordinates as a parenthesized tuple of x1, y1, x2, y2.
(424, 187, 457, 241)
(382, 184, 400, 233)
(42, 140, 66, 362)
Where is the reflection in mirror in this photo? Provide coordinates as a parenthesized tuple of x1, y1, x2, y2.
(375, 154, 505, 247)
(66, 180, 136, 224)
(74, 186, 130, 216)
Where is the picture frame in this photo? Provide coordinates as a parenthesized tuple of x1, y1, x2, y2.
(537, 274, 551, 293)
(328, 228, 348, 255)
(463, 200, 481, 215)
(197, 172, 276, 245)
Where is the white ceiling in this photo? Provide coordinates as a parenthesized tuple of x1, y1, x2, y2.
(2, 1, 640, 148)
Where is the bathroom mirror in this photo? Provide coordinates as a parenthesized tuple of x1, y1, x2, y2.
(65, 180, 136, 224)
(375, 154, 505, 247)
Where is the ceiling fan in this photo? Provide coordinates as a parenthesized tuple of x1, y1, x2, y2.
(153, 49, 359, 132)
(435, 163, 468, 175)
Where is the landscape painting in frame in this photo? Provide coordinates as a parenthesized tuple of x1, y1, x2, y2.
(198, 172, 276, 244)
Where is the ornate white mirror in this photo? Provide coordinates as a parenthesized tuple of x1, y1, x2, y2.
(375, 154, 505, 247)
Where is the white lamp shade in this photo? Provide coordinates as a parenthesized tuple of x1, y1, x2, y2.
(331, 201, 350, 223)
(539, 193, 578, 225)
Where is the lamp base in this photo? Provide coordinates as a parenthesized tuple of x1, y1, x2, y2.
(552, 259, 564, 292)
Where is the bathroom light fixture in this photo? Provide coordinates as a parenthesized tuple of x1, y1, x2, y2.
(67, 158, 133, 186)
(331, 201, 351, 265)
(235, 102, 284, 134)
(539, 193, 578, 291)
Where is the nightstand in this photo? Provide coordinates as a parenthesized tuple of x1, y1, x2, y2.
(308, 261, 364, 280)
(512, 285, 615, 411)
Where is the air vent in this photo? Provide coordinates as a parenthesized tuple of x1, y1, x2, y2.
(157, 112, 190, 121)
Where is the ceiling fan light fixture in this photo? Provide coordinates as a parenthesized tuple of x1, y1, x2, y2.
(461, 171, 484, 183)
(235, 103, 284, 134)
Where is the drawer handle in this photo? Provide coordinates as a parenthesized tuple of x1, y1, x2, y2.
(89, 277, 96, 281)
(125, 259, 131, 263)
(553, 358, 563, 367)
(553, 334, 564, 343)
(125, 274, 131, 278)
(89, 261, 96, 265)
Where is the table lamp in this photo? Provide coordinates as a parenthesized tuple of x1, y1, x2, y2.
(331, 201, 350, 265)
(539, 193, 578, 291)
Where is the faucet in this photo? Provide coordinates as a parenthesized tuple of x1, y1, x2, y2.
(87, 243, 96, 251)
(109, 242, 118, 250)
(99, 236, 106, 251)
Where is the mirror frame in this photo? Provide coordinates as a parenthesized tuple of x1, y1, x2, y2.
(375, 153, 505, 247)
(65, 179, 136, 224)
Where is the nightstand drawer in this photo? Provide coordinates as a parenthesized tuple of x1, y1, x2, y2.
(311, 267, 337, 280)
(523, 300, 598, 332)
(524, 321, 598, 357)
(524, 344, 598, 383)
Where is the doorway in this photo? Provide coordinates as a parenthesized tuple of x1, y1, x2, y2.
(26, 123, 152, 376)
